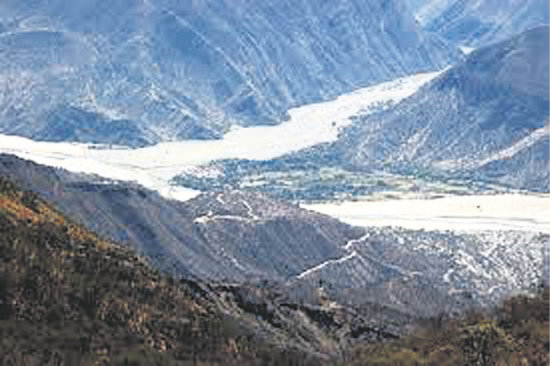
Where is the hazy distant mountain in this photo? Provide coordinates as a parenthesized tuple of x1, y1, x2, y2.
(0, 0, 454, 147)
(405, 0, 429, 12)
(338, 26, 549, 191)
(418, 0, 549, 47)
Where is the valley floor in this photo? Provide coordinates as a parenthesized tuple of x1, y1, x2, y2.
(303, 193, 550, 233)
(0, 70, 442, 202)
(1, 69, 548, 234)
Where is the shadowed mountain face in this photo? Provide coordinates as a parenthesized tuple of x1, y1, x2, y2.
(418, 0, 549, 47)
(0, 0, 454, 147)
(338, 26, 550, 191)
(0, 154, 546, 320)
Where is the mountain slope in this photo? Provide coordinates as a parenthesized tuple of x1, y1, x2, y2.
(1, 154, 546, 320)
(418, 0, 549, 47)
(0, 154, 362, 282)
(338, 26, 549, 191)
(1, 165, 547, 365)
(0, 175, 324, 365)
(0, 0, 454, 146)
(0, 171, 406, 363)
(349, 287, 549, 365)
(292, 227, 547, 317)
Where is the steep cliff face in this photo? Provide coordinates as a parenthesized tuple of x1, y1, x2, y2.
(338, 26, 549, 191)
(418, 0, 549, 47)
(0, 0, 454, 146)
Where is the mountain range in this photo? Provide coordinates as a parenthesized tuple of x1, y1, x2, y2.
(186, 25, 549, 194)
(0, 0, 454, 147)
(0, 1, 548, 363)
(338, 26, 549, 191)
(418, 0, 550, 48)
